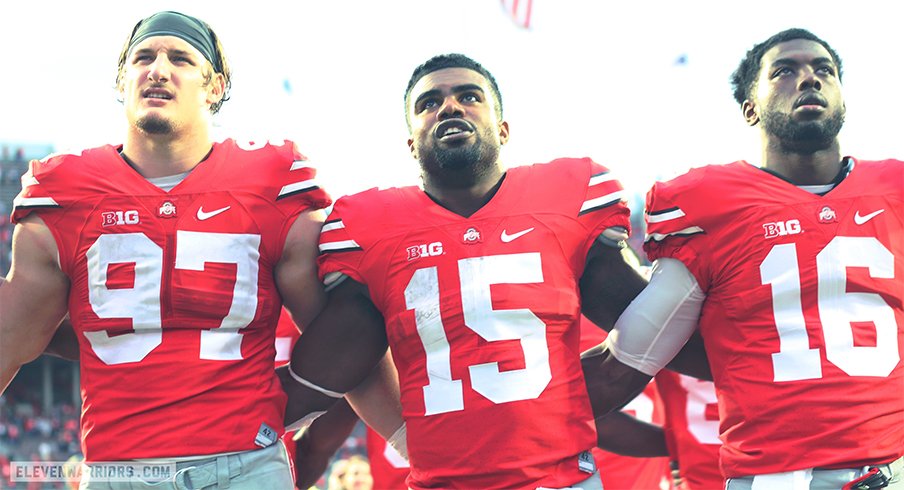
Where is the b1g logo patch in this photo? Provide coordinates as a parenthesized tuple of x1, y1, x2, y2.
(763, 219, 802, 239)
(407, 242, 444, 261)
(101, 210, 140, 227)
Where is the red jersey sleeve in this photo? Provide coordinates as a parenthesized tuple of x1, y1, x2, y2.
(643, 168, 713, 291)
(316, 190, 374, 286)
(572, 158, 632, 243)
(12, 151, 84, 224)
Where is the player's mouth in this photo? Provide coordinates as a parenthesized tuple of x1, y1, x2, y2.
(434, 119, 475, 143)
(793, 92, 827, 112)
(142, 87, 174, 103)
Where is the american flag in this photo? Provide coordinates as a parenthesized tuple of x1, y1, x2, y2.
(500, 0, 533, 29)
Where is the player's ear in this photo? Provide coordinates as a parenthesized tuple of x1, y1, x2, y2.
(498, 120, 509, 145)
(407, 138, 418, 160)
(742, 100, 759, 127)
(206, 71, 226, 107)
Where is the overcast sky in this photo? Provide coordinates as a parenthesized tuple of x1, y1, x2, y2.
(3, 1, 903, 199)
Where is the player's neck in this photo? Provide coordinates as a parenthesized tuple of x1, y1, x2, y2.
(761, 140, 843, 186)
(423, 168, 506, 218)
(122, 126, 214, 179)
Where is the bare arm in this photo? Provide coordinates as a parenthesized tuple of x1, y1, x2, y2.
(282, 276, 403, 440)
(1, 215, 70, 392)
(596, 410, 668, 457)
(666, 330, 711, 381)
(44, 318, 80, 361)
(293, 398, 360, 489)
(579, 242, 648, 331)
(582, 342, 652, 419)
(577, 241, 652, 417)
(275, 209, 329, 330)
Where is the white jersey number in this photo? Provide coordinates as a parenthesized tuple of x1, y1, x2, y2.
(760, 236, 898, 381)
(678, 375, 721, 445)
(85, 231, 261, 365)
(405, 253, 551, 416)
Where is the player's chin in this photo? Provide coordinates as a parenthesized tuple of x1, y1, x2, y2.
(136, 114, 175, 134)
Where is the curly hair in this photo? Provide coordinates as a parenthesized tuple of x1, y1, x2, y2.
(730, 28, 843, 105)
(404, 53, 503, 129)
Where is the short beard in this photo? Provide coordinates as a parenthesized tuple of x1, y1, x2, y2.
(420, 130, 500, 188)
(761, 109, 845, 153)
(136, 115, 175, 135)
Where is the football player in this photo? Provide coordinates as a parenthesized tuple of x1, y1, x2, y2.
(599, 28, 904, 489)
(281, 52, 666, 489)
(0, 11, 398, 489)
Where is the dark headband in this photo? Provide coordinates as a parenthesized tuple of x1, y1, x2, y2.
(128, 11, 221, 73)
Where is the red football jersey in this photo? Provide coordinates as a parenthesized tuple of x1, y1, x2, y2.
(275, 308, 302, 367)
(12, 139, 330, 461)
(318, 158, 630, 489)
(580, 321, 670, 490)
(275, 309, 303, 478)
(644, 159, 904, 477)
(366, 426, 410, 490)
(655, 371, 722, 490)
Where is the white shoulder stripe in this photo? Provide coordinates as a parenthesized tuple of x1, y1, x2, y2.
(589, 173, 615, 187)
(278, 179, 317, 198)
(319, 239, 360, 252)
(644, 226, 704, 242)
(13, 196, 59, 208)
(21, 174, 39, 187)
(580, 190, 623, 213)
(321, 221, 345, 233)
(290, 160, 311, 171)
(646, 208, 686, 224)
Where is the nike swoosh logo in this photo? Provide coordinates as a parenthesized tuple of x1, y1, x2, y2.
(501, 227, 535, 243)
(196, 205, 231, 221)
(854, 209, 884, 225)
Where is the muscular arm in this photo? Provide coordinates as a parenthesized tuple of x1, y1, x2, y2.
(578, 241, 655, 417)
(579, 241, 648, 331)
(596, 410, 668, 457)
(282, 276, 403, 441)
(275, 209, 329, 330)
(582, 257, 710, 417)
(1, 215, 70, 392)
(44, 318, 79, 361)
(293, 398, 360, 489)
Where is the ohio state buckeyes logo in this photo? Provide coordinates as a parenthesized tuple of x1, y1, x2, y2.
(817, 206, 837, 224)
(158, 201, 177, 218)
(462, 227, 482, 244)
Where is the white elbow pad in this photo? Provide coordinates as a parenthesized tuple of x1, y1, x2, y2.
(608, 258, 704, 376)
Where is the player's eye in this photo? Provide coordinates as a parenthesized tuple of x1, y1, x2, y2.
(171, 55, 194, 65)
(771, 67, 792, 78)
(418, 99, 439, 113)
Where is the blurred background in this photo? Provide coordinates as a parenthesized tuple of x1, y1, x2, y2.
(2, 1, 902, 487)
